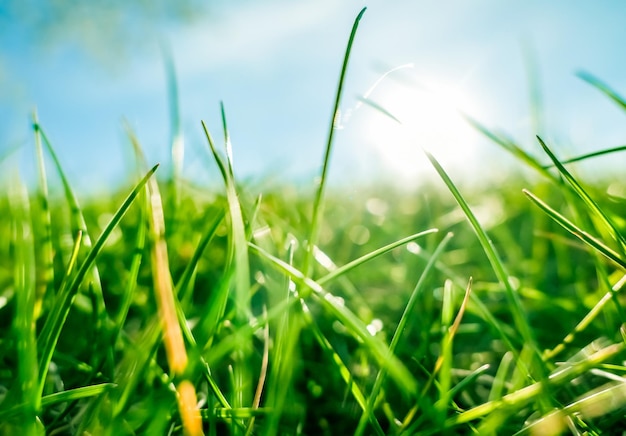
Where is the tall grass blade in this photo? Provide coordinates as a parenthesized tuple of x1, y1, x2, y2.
(204, 105, 253, 416)
(304, 7, 367, 277)
(31, 110, 54, 320)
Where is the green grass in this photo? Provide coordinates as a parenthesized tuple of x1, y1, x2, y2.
(2, 7, 626, 435)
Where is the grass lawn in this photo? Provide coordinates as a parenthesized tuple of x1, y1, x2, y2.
(2, 8, 626, 436)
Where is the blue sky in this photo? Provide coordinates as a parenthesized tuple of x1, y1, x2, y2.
(2, 0, 626, 192)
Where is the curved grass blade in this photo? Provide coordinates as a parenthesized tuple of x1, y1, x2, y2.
(463, 115, 558, 183)
(578, 71, 626, 112)
(536, 135, 626, 251)
(36, 164, 159, 400)
(304, 7, 367, 277)
(541, 145, 626, 168)
(523, 189, 626, 270)
(545, 274, 626, 360)
(425, 151, 540, 363)
(318, 228, 438, 285)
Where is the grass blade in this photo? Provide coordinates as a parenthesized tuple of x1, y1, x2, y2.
(203, 105, 253, 416)
(304, 7, 367, 277)
(425, 151, 540, 362)
(463, 115, 558, 182)
(32, 110, 54, 320)
(318, 228, 438, 285)
(578, 71, 626, 112)
(447, 342, 625, 427)
(536, 135, 626, 251)
(523, 189, 626, 270)
(545, 274, 626, 360)
(541, 144, 626, 168)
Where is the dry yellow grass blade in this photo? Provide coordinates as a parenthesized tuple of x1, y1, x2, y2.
(147, 176, 203, 435)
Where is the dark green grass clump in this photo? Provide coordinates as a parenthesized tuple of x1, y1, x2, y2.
(1, 152, 625, 435)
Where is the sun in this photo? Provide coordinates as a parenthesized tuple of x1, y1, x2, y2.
(354, 73, 485, 183)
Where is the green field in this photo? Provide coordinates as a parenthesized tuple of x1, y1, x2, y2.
(2, 9, 626, 436)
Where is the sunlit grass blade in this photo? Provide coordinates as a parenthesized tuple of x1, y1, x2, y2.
(520, 381, 626, 435)
(425, 151, 540, 363)
(304, 7, 367, 277)
(36, 165, 158, 400)
(7, 175, 40, 434)
(541, 144, 626, 168)
(356, 232, 453, 436)
(545, 273, 626, 360)
(523, 189, 626, 270)
(317, 228, 438, 285)
(32, 110, 54, 320)
(447, 342, 624, 427)
(463, 115, 557, 182)
(578, 71, 626, 112)
(536, 135, 626, 251)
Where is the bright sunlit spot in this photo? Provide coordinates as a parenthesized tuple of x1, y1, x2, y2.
(357, 74, 485, 182)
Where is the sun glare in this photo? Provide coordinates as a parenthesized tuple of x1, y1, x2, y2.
(356, 75, 485, 182)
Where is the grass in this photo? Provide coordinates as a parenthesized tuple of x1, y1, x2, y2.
(2, 7, 626, 435)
